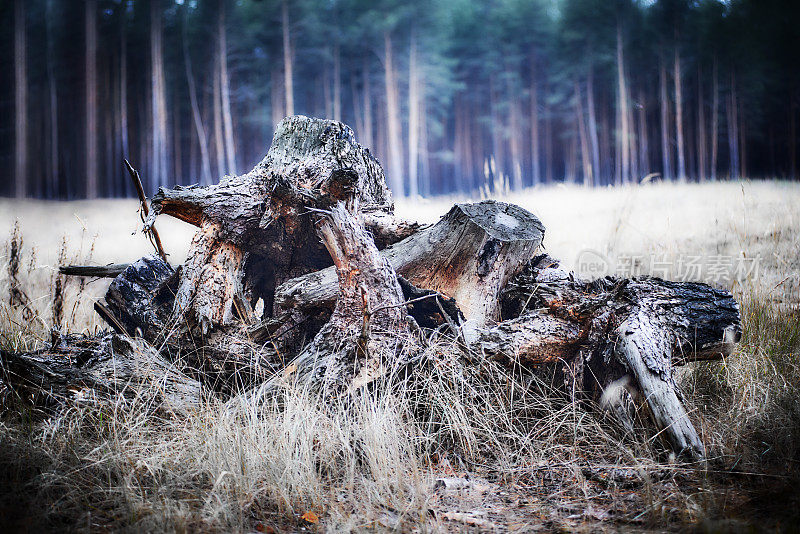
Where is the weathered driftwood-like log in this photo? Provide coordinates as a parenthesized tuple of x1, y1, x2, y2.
(280, 203, 419, 389)
(275, 200, 544, 341)
(60, 263, 131, 278)
(0, 334, 201, 415)
(492, 255, 740, 458)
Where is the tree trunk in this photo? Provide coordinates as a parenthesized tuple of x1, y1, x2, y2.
(575, 81, 592, 186)
(587, 68, 600, 187)
(46, 0, 58, 199)
(183, 9, 212, 186)
(530, 51, 541, 185)
(674, 44, 686, 181)
(85, 0, 98, 198)
(362, 57, 373, 150)
(408, 33, 420, 198)
(711, 57, 719, 181)
(728, 71, 740, 179)
(282, 0, 294, 117)
(660, 53, 672, 181)
(616, 21, 630, 185)
(384, 31, 404, 197)
(218, 1, 237, 176)
(151, 0, 168, 189)
(333, 43, 341, 122)
(697, 65, 707, 181)
(212, 51, 225, 178)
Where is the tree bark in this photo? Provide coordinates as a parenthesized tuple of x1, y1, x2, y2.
(275, 200, 544, 342)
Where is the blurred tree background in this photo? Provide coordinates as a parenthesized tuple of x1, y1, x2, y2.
(0, 0, 797, 199)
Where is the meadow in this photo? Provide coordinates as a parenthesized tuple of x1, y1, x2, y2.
(1, 180, 799, 532)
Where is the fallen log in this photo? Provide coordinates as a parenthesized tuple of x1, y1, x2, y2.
(0, 333, 201, 415)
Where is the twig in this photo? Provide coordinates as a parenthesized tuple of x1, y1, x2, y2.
(125, 159, 168, 262)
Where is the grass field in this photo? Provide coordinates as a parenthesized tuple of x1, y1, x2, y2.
(1, 180, 800, 532)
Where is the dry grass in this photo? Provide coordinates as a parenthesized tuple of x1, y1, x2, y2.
(1, 180, 800, 532)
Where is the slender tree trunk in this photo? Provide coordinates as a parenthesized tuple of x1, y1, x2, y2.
(508, 73, 523, 190)
(728, 70, 740, 179)
(790, 93, 797, 180)
(85, 0, 98, 198)
(218, 2, 237, 175)
(544, 100, 553, 183)
(586, 67, 600, 187)
(419, 91, 430, 196)
(660, 53, 672, 181)
(351, 73, 364, 139)
(119, 8, 130, 195)
(213, 52, 225, 178)
(46, 0, 58, 198)
(271, 65, 283, 132)
(697, 65, 707, 181)
(575, 81, 592, 186)
(739, 102, 747, 179)
(383, 31, 404, 196)
(628, 86, 638, 182)
(407, 33, 420, 197)
(530, 51, 541, 185)
(183, 11, 212, 185)
(616, 22, 630, 185)
(151, 0, 168, 189)
(490, 78, 505, 188)
(282, 0, 294, 117)
(362, 58, 373, 150)
(711, 56, 719, 181)
(637, 89, 648, 178)
(14, 0, 29, 198)
(674, 43, 686, 181)
(333, 43, 341, 121)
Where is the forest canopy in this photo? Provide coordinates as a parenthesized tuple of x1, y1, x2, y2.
(1, 0, 798, 199)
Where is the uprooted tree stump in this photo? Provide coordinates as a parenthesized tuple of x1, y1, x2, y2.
(0, 116, 741, 460)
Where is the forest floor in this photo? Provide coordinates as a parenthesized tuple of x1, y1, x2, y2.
(1, 180, 800, 532)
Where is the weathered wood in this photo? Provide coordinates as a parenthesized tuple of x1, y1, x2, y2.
(492, 254, 740, 458)
(275, 200, 545, 342)
(280, 203, 419, 389)
(143, 116, 401, 333)
(125, 159, 168, 262)
(0, 333, 201, 415)
(103, 255, 177, 340)
(615, 310, 705, 459)
(60, 263, 131, 278)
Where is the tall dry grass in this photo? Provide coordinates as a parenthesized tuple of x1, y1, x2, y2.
(2, 180, 800, 531)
